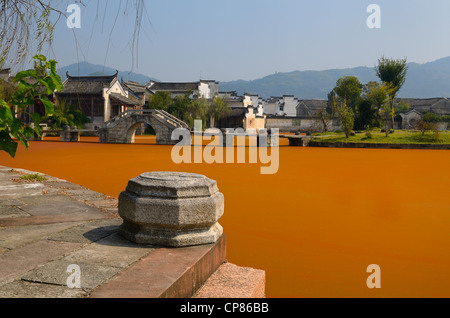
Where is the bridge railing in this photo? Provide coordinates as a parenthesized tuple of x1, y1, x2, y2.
(103, 109, 153, 128)
(103, 108, 189, 129)
(153, 109, 190, 129)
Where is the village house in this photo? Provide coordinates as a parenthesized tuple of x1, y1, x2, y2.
(394, 98, 450, 130)
(215, 91, 245, 129)
(121, 80, 150, 106)
(55, 71, 141, 130)
(147, 80, 219, 99)
(237, 93, 265, 131)
(266, 99, 330, 133)
(215, 92, 266, 131)
(263, 95, 299, 117)
(243, 93, 265, 132)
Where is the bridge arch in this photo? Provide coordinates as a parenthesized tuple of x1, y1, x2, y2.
(99, 109, 189, 145)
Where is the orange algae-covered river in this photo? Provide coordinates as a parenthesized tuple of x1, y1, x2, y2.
(1, 136, 450, 298)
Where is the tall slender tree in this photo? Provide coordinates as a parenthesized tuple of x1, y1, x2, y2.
(375, 56, 408, 128)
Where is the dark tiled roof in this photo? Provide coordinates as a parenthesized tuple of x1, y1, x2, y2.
(59, 72, 118, 94)
(200, 80, 219, 84)
(148, 81, 199, 93)
(396, 98, 450, 115)
(122, 81, 147, 94)
(265, 97, 281, 103)
(298, 99, 328, 109)
(109, 93, 140, 106)
(219, 91, 238, 96)
(297, 99, 328, 118)
(396, 98, 446, 108)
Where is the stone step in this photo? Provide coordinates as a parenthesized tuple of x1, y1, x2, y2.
(192, 262, 266, 298)
(89, 235, 227, 298)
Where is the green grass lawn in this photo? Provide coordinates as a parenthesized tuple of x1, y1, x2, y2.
(313, 130, 450, 144)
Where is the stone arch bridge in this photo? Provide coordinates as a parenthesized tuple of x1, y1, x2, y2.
(98, 109, 189, 145)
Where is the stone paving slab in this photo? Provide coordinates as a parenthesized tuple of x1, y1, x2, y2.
(0, 165, 122, 295)
(0, 211, 115, 228)
(42, 181, 84, 190)
(18, 194, 101, 216)
(47, 219, 121, 244)
(64, 232, 155, 268)
(0, 222, 84, 250)
(0, 240, 84, 286)
(21, 259, 122, 290)
(0, 280, 87, 298)
(0, 206, 30, 219)
(90, 235, 226, 298)
(0, 183, 46, 197)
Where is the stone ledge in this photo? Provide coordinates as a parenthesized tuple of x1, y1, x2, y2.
(89, 235, 227, 298)
(193, 262, 266, 298)
(309, 141, 450, 150)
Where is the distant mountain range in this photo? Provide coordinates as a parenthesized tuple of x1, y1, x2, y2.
(57, 61, 159, 84)
(59, 57, 450, 99)
(220, 56, 450, 99)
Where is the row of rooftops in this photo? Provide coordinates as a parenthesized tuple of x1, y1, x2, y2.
(3, 69, 450, 116)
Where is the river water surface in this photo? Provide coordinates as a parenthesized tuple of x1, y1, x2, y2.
(1, 136, 450, 297)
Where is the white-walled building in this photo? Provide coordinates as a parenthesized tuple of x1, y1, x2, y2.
(263, 95, 299, 117)
(56, 72, 141, 129)
(148, 80, 219, 99)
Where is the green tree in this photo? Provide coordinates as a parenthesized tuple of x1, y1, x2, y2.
(44, 99, 90, 129)
(315, 108, 333, 132)
(375, 56, 408, 128)
(330, 97, 354, 138)
(0, 55, 62, 157)
(395, 100, 410, 112)
(381, 102, 395, 137)
(363, 81, 395, 128)
(207, 96, 230, 128)
(187, 98, 209, 129)
(331, 76, 362, 111)
(416, 112, 441, 139)
(147, 91, 173, 111)
(167, 93, 191, 123)
(354, 98, 377, 130)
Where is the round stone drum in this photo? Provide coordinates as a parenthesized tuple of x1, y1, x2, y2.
(118, 172, 224, 247)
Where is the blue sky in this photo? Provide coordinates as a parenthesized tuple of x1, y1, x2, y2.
(49, 0, 450, 82)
